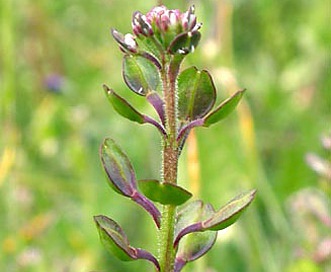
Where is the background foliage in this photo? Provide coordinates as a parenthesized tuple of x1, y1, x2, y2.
(1, 0, 330, 271)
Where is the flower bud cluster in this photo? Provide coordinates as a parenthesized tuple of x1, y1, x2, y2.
(132, 5, 201, 38)
(111, 5, 201, 55)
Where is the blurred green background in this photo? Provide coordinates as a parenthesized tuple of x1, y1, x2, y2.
(1, 0, 330, 271)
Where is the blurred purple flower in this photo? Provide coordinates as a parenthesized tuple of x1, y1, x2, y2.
(44, 73, 64, 93)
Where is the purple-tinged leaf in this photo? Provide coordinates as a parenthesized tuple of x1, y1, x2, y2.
(143, 116, 167, 137)
(177, 67, 216, 122)
(94, 215, 160, 270)
(138, 180, 192, 206)
(103, 85, 166, 136)
(100, 138, 161, 227)
(132, 192, 161, 228)
(203, 89, 245, 127)
(135, 248, 160, 271)
(173, 201, 217, 271)
(100, 138, 136, 197)
(174, 200, 215, 247)
(140, 52, 162, 70)
(103, 85, 145, 124)
(177, 119, 204, 144)
(94, 215, 135, 261)
(174, 190, 256, 244)
(203, 189, 256, 231)
(174, 230, 216, 272)
(123, 55, 161, 96)
(146, 91, 166, 125)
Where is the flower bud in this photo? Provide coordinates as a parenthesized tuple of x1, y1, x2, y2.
(146, 6, 167, 23)
(132, 11, 154, 37)
(181, 6, 199, 32)
(111, 29, 138, 53)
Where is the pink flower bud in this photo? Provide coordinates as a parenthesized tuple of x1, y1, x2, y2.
(132, 11, 154, 37)
(146, 5, 167, 23)
(156, 11, 170, 32)
(168, 10, 181, 26)
(111, 29, 138, 53)
(181, 6, 197, 31)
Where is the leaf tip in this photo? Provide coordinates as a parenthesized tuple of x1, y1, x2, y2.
(102, 84, 114, 95)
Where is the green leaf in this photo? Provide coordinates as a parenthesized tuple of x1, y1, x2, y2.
(103, 85, 145, 124)
(203, 89, 245, 127)
(100, 138, 136, 197)
(102, 85, 166, 136)
(202, 189, 256, 231)
(123, 55, 160, 96)
(177, 66, 216, 121)
(94, 215, 136, 261)
(94, 215, 160, 270)
(138, 180, 192, 206)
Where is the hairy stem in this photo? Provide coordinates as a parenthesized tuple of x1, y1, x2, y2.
(158, 56, 181, 272)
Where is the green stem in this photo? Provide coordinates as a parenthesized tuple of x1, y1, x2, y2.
(159, 204, 176, 272)
(158, 56, 182, 272)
